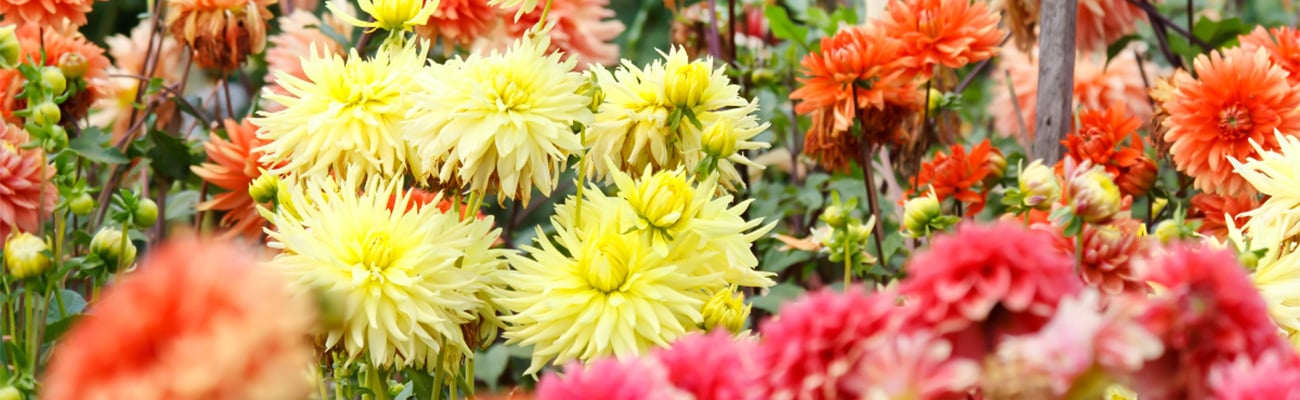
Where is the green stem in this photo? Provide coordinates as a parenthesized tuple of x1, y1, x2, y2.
(843, 238, 852, 287)
(22, 288, 33, 371)
(367, 363, 388, 400)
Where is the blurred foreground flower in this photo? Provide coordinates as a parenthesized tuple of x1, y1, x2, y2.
(0, 124, 56, 240)
(42, 237, 316, 400)
(536, 357, 690, 400)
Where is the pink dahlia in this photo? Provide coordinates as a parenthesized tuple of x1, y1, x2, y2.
(653, 331, 759, 400)
(844, 332, 980, 400)
(1207, 348, 1300, 400)
(535, 357, 690, 400)
(0, 124, 56, 239)
(486, 0, 625, 68)
(1072, 218, 1152, 294)
(754, 287, 906, 400)
(1134, 244, 1292, 398)
(1076, 0, 1144, 53)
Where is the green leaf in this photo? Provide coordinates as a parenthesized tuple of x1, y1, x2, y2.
(764, 4, 810, 50)
(165, 190, 200, 221)
(1104, 34, 1142, 67)
(69, 127, 129, 164)
(147, 129, 196, 181)
(474, 344, 510, 391)
(750, 282, 806, 314)
(761, 248, 813, 273)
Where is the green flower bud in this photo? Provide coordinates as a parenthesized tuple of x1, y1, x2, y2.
(248, 172, 280, 204)
(701, 119, 738, 159)
(69, 192, 94, 216)
(750, 68, 778, 86)
(1018, 160, 1061, 210)
(30, 100, 61, 126)
(133, 198, 158, 227)
(0, 385, 19, 400)
(90, 228, 137, 271)
(1152, 220, 1181, 244)
(822, 204, 849, 229)
(40, 66, 66, 95)
(4, 232, 50, 279)
(0, 25, 18, 70)
(701, 286, 750, 334)
(903, 193, 948, 237)
(58, 52, 88, 79)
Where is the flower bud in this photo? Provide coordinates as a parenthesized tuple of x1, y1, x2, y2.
(847, 222, 872, 243)
(664, 61, 711, 109)
(701, 119, 738, 159)
(903, 193, 946, 237)
(69, 192, 94, 216)
(926, 88, 944, 114)
(579, 71, 605, 113)
(1068, 166, 1122, 223)
(984, 147, 1007, 188)
(701, 286, 750, 334)
(58, 52, 88, 79)
(249, 172, 280, 204)
(0, 25, 17, 69)
(1018, 160, 1060, 210)
(821, 204, 849, 228)
(40, 66, 67, 95)
(627, 171, 694, 232)
(90, 228, 137, 270)
(1116, 156, 1157, 197)
(133, 198, 159, 227)
(4, 232, 50, 279)
(31, 100, 61, 126)
(0, 386, 18, 400)
(750, 68, 778, 86)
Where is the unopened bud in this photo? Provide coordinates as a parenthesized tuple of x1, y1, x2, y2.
(1152, 220, 1182, 244)
(0, 385, 19, 400)
(984, 148, 1007, 188)
(701, 119, 738, 159)
(90, 228, 137, 271)
(69, 192, 94, 216)
(1116, 156, 1157, 197)
(701, 286, 750, 334)
(133, 198, 158, 227)
(40, 66, 66, 95)
(1069, 166, 1122, 223)
(4, 232, 50, 279)
(926, 88, 944, 114)
(822, 204, 849, 228)
(249, 172, 280, 204)
(0, 25, 17, 70)
(903, 193, 949, 237)
(1018, 160, 1060, 210)
(664, 61, 711, 109)
(58, 52, 88, 79)
(750, 68, 778, 86)
(31, 100, 61, 126)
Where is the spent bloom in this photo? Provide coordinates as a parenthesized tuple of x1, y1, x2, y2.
(256, 39, 428, 180)
(42, 237, 316, 400)
(264, 172, 506, 370)
(1164, 47, 1300, 196)
(405, 32, 590, 202)
(329, 0, 436, 32)
(165, 0, 275, 71)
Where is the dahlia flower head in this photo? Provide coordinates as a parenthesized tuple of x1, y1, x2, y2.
(1133, 244, 1294, 397)
(329, 0, 435, 33)
(1207, 348, 1300, 400)
(878, 0, 1005, 75)
(256, 38, 428, 181)
(0, 0, 96, 29)
(990, 45, 1154, 142)
(415, 0, 497, 48)
(588, 47, 769, 190)
(404, 31, 591, 203)
(1072, 218, 1152, 294)
(652, 331, 761, 400)
(897, 221, 1084, 356)
(912, 139, 996, 214)
(1227, 135, 1300, 345)
(499, 167, 772, 373)
(263, 171, 507, 370)
(1164, 46, 1300, 196)
(1240, 25, 1300, 87)
(0, 124, 56, 240)
(191, 119, 271, 240)
(264, 8, 353, 100)
(491, 0, 626, 68)
(166, 0, 275, 70)
(992, 290, 1163, 396)
(1190, 192, 1259, 241)
(41, 237, 316, 400)
(1076, 0, 1144, 53)
(535, 357, 691, 400)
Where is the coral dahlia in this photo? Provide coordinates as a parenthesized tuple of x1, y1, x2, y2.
(0, 124, 55, 240)
(1239, 26, 1300, 86)
(912, 139, 995, 214)
(879, 0, 1004, 76)
(191, 119, 271, 240)
(1190, 193, 1259, 241)
(654, 331, 760, 400)
(0, 0, 97, 29)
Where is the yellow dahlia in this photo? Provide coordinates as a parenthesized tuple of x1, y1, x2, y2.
(255, 39, 427, 180)
(264, 171, 507, 370)
(1229, 131, 1300, 342)
(587, 47, 769, 189)
(500, 168, 773, 372)
(1231, 131, 1300, 241)
(329, 0, 436, 33)
(403, 32, 590, 202)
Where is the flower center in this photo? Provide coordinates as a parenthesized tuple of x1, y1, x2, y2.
(1217, 104, 1254, 140)
(917, 9, 942, 38)
(356, 229, 396, 271)
(585, 238, 631, 293)
(489, 73, 531, 114)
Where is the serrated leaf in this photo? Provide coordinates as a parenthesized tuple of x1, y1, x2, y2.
(147, 129, 195, 181)
(69, 127, 129, 164)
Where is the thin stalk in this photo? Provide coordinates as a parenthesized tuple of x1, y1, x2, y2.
(367, 364, 388, 400)
(860, 144, 887, 265)
(842, 239, 852, 285)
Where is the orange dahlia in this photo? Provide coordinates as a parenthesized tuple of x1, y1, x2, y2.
(878, 0, 1004, 76)
(1240, 26, 1300, 86)
(912, 139, 994, 213)
(1076, 0, 1144, 53)
(1165, 47, 1300, 196)
(264, 9, 351, 98)
(802, 107, 864, 172)
(0, 0, 97, 29)
(487, 0, 625, 69)
(0, 24, 109, 125)
(191, 119, 271, 240)
(790, 25, 922, 170)
(165, 0, 276, 71)
(1190, 193, 1261, 241)
(1059, 106, 1156, 197)
(0, 124, 55, 240)
(41, 236, 316, 400)
(991, 46, 1155, 142)
(416, 0, 497, 48)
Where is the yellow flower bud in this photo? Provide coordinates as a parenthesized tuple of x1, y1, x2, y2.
(4, 233, 50, 279)
(90, 228, 137, 271)
(1018, 160, 1060, 210)
(926, 88, 944, 114)
(627, 171, 695, 232)
(702, 286, 750, 334)
(0, 25, 18, 69)
(31, 100, 61, 126)
(58, 52, 89, 79)
(664, 61, 712, 109)
(822, 204, 849, 228)
(40, 66, 66, 95)
(984, 148, 1007, 187)
(701, 119, 738, 159)
(1152, 220, 1181, 244)
(903, 192, 944, 237)
(1104, 384, 1138, 400)
(248, 172, 280, 204)
(1068, 166, 1122, 223)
